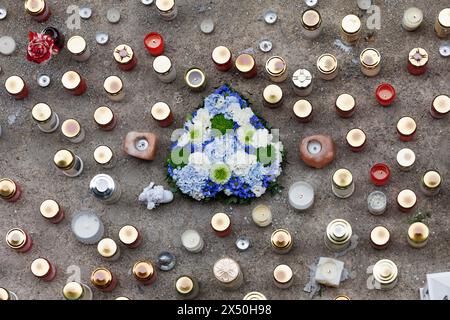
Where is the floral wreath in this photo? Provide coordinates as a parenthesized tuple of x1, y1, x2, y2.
(167, 84, 284, 203)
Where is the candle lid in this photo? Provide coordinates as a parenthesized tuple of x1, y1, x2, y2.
(156, 0, 174, 12)
(273, 264, 293, 284)
(91, 268, 113, 287)
(133, 261, 154, 280)
(32, 103, 52, 122)
(235, 53, 255, 73)
(0, 179, 16, 198)
(373, 259, 397, 284)
(346, 128, 366, 147)
(61, 119, 81, 138)
(212, 46, 231, 65)
(71, 211, 104, 244)
(360, 48, 381, 68)
(265, 56, 286, 76)
(181, 229, 202, 249)
(302, 9, 321, 29)
(288, 181, 314, 210)
(113, 44, 134, 64)
(176, 276, 194, 294)
(404, 7, 423, 24)
(293, 99, 312, 118)
(327, 219, 352, 243)
(271, 229, 292, 248)
(317, 54, 337, 74)
(335, 295, 351, 300)
(341, 14, 361, 34)
(433, 95, 450, 114)
(97, 238, 118, 257)
(61, 71, 81, 90)
(292, 69, 312, 89)
(243, 292, 267, 300)
(408, 222, 429, 242)
(24, 0, 45, 14)
(31, 258, 50, 277)
(0, 288, 10, 300)
(332, 169, 353, 188)
(94, 106, 114, 125)
(104, 76, 123, 95)
(157, 251, 176, 271)
(67, 36, 87, 55)
(119, 225, 139, 245)
(40, 199, 59, 219)
(5, 76, 25, 94)
(370, 226, 390, 246)
(211, 212, 231, 232)
(54, 149, 75, 169)
(213, 257, 240, 283)
(185, 68, 206, 88)
(438, 8, 450, 27)
(252, 204, 272, 224)
(336, 93, 355, 112)
(396, 148, 415, 167)
(423, 170, 441, 189)
(63, 282, 84, 300)
(6, 228, 26, 249)
(90, 174, 116, 199)
(263, 84, 283, 104)
(153, 55, 172, 74)
(94, 145, 113, 165)
(397, 117, 416, 135)
(408, 47, 428, 67)
(397, 189, 416, 208)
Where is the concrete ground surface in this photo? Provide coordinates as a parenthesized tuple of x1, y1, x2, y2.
(0, 0, 449, 300)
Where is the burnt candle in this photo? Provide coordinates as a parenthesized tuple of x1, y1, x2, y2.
(370, 163, 390, 186)
(40, 199, 65, 224)
(61, 71, 87, 96)
(346, 128, 366, 152)
(235, 53, 257, 79)
(212, 46, 233, 71)
(5, 76, 28, 100)
(31, 258, 57, 281)
(144, 32, 164, 56)
(0, 178, 22, 202)
(24, 0, 51, 22)
(210, 212, 232, 237)
(375, 83, 396, 107)
(407, 48, 428, 75)
(396, 116, 416, 141)
(6, 228, 33, 253)
(94, 106, 117, 131)
(151, 102, 173, 127)
(113, 44, 137, 71)
(91, 268, 117, 292)
(430, 94, 450, 119)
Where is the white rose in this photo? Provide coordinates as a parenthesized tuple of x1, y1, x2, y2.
(177, 132, 190, 147)
(233, 107, 254, 126)
(226, 151, 256, 176)
(188, 152, 211, 171)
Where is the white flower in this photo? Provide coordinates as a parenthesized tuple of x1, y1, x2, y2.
(186, 124, 211, 144)
(226, 150, 257, 176)
(224, 189, 232, 196)
(251, 185, 266, 197)
(177, 131, 190, 147)
(237, 124, 256, 145)
(232, 107, 254, 126)
(192, 108, 211, 129)
(188, 152, 211, 171)
(272, 141, 284, 161)
(250, 129, 272, 148)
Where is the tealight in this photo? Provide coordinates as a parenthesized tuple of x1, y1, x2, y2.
(301, 9, 322, 39)
(367, 191, 387, 215)
(396, 116, 417, 141)
(420, 170, 442, 196)
(332, 169, 354, 199)
(273, 264, 294, 289)
(360, 48, 381, 77)
(104, 76, 125, 102)
(373, 259, 398, 290)
(288, 181, 314, 211)
(430, 94, 450, 119)
(340, 14, 362, 44)
(153, 55, 176, 83)
(181, 229, 204, 253)
(396, 148, 416, 171)
(184, 68, 206, 92)
(71, 210, 104, 245)
(402, 7, 423, 31)
(397, 189, 417, 213)
(317, 54, 338, 80)
(407, 222, 429, 248)
(251, 204, 272, 227)
(292, 69, 313, 97)
(370, 226, 390, 250)
(346, 128, 366, 152)
(263, 84, 283, 108)
(336, 93, 356, 118)
(293, 99, 313, 123)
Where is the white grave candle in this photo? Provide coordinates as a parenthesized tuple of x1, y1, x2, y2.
(288, 181, 314, 211)
(181, 229, 204, 253)
(71, 211, 104, 245)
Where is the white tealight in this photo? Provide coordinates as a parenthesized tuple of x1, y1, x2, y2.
(79, 6, 92, 19)
(264, 10, 277, 25)
(37, 74, 51, 88)
(305, 0, 318, 8)
(314, 257, 344, 287)
(288, 181, 314, 211)
(107, 8, 121, 24)
(200, 19, 215, 34)
(307, 140, 321, 154)
(0, 36, 16, 56)
(141, 0, 154, 5)
(439, 44, 450, 57)
(259, 39, 273, 53)
(0, 7, 7, 20)
(181, 229, 204, 253)
(95, 32, 109, 45)
(71, 211, 104, 245)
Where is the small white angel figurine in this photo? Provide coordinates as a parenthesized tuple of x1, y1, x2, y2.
(138, 182, 174, 210)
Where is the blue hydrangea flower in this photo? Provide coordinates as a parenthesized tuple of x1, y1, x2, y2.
(250, 115, 265, 129)
(204, 93, 227, 117)
(173, 165, 209, 201)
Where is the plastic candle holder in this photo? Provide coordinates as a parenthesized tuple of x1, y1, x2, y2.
(375, 83, 396, 106)
(370, 163, 390, 186)
(144, 32, 164, 56)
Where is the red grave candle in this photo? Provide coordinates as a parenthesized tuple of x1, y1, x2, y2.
(144, 33, 164, 57)
(375, 83, 396, 107)
(370, 163, 390, 186)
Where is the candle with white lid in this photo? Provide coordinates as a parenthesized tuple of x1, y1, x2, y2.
(251, 204, 272, 227)
(396, 148, 415, 171)
(181, 229, 204, 253)
(402, 7, 423, 31)
(288, 181, 314, 211)
(71, 211, 104, 244)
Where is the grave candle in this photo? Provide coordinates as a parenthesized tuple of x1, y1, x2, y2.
(212, 46, 233, 71)
(91, 268, 117, 292)
(293, 99, 313, 123)
(133, 261, 157, 285)
(407, 48, 428, 75)
(61, 119, 85, 143)
(40, 199, 65, 224)
(104, 76, 125, 102)
(263, 84, 283, 108)
(67, 36, 90, 62)
(251, 204, 272, 227)
(396, 148, 415, 171)
(396, 116, 416, 141)
(360, 48, 381, 77)
(301, 9, 322, 39)
(5, 228, 33, 253)
(292, 69, 313, 97)
(271, 229, 293, 254)
(97, 238, 120, 261)
(336, 93, 356, 118)
(0, 178, 22, 202)
(94, 145, 115, 168)
(314, 257, 344, 287)
(61, 71, 87, 95)
(155, 0, 178, 21)
(397, 189, 417, 213)
(317, 54, 338, 80)
(63, 282, 93, 300)
(340, 14, 362, 44)
(430, 94, 450, 119)
(243, 292, 267, 300)
(153, 55, 176, 83)
(265, 56, 288, 83)
(375, 83, 396, 107)
(113, 44, 137, 71)
(273, 264, 294, 289)
(235, 53, 257, 79)
(420, 170, 442, 196)
(407, 222, 429, 248)
(434, 8, 450, 38)
(210, 212, 232, 237)
(288, 181, 314, 211)
(31, 258, 57, 282)
(0, 288, 19, 300)
(372, 259, 398, 290)
(144, 32, 164, 56)
(24, 0, 51, 22)
(402, 7, 423, 31)
(89, 174, 121, 204)
(367, 191, 387, 215)
(94, 106, 117, 131)
(370, 163, 390, 186)
(181, 229, 204, 253)
(119, 225, 142, 249)
(213, 257, 243, 290)
(332, 168, 354, 199)
(151, 102, 173, 127)
(346, 128, 366, 152)
(53, 149, 84, 177)
(184, 68, 206, 92)
(31, 103, 60, 133)
(325, 219, 352, 252)
(176, 275, 200, 300)
(71, 211, 104, 244)
(370, 226, 390, 250)
(5, 76, 28, 100)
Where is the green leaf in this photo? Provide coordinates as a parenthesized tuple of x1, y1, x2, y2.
(211, 114, 234, 135)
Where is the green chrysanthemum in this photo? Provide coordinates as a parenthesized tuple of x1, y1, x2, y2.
(188, 127, 202, 143)
(210, 163, 231, 184)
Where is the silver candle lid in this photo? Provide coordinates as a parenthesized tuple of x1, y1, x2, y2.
(89, 174, 116, 200)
